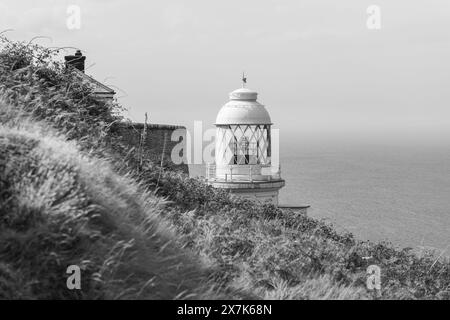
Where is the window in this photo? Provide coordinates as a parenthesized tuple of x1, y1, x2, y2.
(241, 136, 249, 164)
(233, 136, 238, 164)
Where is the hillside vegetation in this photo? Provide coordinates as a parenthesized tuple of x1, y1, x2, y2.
(0, 36, 449, 300)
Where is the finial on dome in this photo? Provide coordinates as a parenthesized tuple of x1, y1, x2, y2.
(242, 72, 247, 88)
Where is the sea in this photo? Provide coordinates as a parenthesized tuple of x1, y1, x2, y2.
(189, 142, 450, 254)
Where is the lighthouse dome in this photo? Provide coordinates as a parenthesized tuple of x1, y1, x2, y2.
(215, 88, 272, 125)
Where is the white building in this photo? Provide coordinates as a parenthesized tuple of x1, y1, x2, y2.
(206, 82, 285, 205)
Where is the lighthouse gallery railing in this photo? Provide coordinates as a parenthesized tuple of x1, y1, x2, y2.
(206, 164, 282, 182)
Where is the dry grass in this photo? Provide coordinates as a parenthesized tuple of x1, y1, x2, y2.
(261, 276, 369, 300)
(0, 114, 218, 299)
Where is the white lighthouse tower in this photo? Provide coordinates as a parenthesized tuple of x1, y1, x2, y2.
(206, 77, 285, 205)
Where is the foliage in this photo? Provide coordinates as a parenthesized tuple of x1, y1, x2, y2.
(142, 166, 450, 299)
(0, 36, 123, 154)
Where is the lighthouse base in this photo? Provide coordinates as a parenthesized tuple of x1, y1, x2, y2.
(229, 188, 280, 205)
(207, 179, 285, 206)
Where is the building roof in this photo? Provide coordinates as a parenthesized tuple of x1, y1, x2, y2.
(215, 87, 272, 125)
(72, 68, 116, 97)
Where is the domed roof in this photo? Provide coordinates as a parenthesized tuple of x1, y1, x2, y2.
(215, 87, 272, 125)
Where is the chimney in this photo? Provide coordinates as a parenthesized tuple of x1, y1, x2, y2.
(64, 50, 86, 72)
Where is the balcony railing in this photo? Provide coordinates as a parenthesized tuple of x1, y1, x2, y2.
(206, 164, 282, 182)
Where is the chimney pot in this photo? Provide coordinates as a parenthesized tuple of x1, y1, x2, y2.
(65, 50, 86, 72)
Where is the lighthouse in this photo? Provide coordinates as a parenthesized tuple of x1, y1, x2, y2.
(206, 77, 285, 205)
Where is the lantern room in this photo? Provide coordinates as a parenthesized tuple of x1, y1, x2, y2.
(206, 81, 285, 205)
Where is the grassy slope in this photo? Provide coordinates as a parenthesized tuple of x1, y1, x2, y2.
(0, 109, 220, 299)
(143, 169, 450, 299)
(0, 37, 449, 300)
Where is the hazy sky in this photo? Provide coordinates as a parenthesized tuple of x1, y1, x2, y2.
(2, 0, 450, 146)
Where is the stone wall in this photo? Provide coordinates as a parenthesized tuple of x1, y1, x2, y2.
(113, 122, 188, 174)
